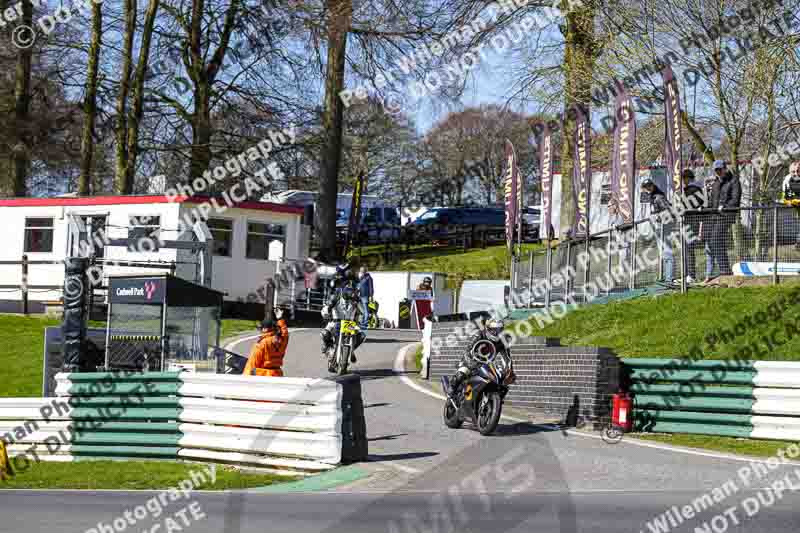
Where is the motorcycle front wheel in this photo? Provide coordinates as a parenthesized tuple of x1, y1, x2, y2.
(443, 400, 463, 429)
(337, 343, 350, 376)
(475, 391, 502, 436)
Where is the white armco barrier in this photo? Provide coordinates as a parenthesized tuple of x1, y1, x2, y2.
(1, 372, 367, 476)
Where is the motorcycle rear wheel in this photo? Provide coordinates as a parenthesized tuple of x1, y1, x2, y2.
(475, 391, 502, 436)
(443, 400, 463, 429)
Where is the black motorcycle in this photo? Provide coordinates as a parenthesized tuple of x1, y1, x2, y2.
(440, 340, 516, 436)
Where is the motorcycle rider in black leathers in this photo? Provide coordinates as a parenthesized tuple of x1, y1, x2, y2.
(448, 318, 506, 397)
(320, 265, 365, 363)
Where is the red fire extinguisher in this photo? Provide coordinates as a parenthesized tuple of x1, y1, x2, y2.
(611, 391, 633, 432)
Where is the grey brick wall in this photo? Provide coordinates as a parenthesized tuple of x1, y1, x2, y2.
(428, 320, 620, 427)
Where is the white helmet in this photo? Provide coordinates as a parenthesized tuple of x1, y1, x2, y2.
(485, 318, 504, 342)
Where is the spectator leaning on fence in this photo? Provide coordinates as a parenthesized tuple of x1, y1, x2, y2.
(682, 169, 705, 283)
(641, 177, 675, 284)
(781, 161, 800, 202)
(780, 161, 800, 248)
(703, 160, 742, 283)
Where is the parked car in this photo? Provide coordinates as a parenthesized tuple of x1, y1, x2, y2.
(337, 206, 401, 244)
(405, 207, 507, 244)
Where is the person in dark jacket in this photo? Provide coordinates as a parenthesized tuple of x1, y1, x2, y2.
(682, 169, 705, 283)
(357, 266, 374, 328)
(641, 177, 675, 283)
(704, 160, 741, 282)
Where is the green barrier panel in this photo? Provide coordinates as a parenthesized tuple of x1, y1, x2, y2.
(70, 407, 182, 421)
(66, 382, 181, 396)
(69, 422, 180, 433)
(72, 432, 181, 446)
(66, 397, 181, 408)
(64, 372, 182, 382)
(634, 409, 753, 425)
(630, 369, 756, 384)
(623, 358, 756, 371)
(630, 383, 755, 398)
(637, 421, 753, 438)
(70, 445, 180, 458)
(633, 394, 755, 413)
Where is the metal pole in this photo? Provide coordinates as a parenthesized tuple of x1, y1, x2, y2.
(290, 267, 296, 319)
(773, 205, 779, 285)
(160, 302, 168, 371)
(527, 250, 534, 308)
(680, 214, 687, 294)
(565, 240, 572, 302)
(583, 236, 590, 303)
(606, 229, 613, 297)
(104, 302, 112, 370)
(630, 223, 638, 290)
(545, 242, 552, 308)
(21, 254, 28, 316)
(658, 222, 664, 281)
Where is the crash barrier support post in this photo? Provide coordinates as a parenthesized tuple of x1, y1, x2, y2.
(623, 358, 800, 440)
(0, 372, 367, 476)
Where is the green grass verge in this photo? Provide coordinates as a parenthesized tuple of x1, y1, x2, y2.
(0, 315, 60, 397)
(352, 244, 543, 289)
(0, 460, 293, 490)
(516, 281, 800, 360)
(632, 433, 797, 458)
(0, 315, 260, 398)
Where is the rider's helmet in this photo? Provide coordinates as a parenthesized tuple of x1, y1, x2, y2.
(340, 287, 355, 301)
(484, 318, 504, 342)
(423, 276, 432, 285)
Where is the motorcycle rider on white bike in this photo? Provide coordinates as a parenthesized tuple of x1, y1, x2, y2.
(321, 280, 366, 364)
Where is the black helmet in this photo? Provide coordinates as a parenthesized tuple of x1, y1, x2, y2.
(340, 287, 355, 300)
(423, 276, 432, 284)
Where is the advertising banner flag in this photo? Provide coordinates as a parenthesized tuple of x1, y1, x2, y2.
(610, 86, 637, 224)
(539, 123, 554, 239)
(662, 66, 683, 196)
(504, 140, 520, 255)
(344, 172, 366, 257)
(572, 105, 591, 237)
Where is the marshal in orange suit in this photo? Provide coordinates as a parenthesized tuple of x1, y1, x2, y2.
(243, 308, 289, 377)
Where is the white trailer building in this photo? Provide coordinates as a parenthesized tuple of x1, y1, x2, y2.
(0, 194, 308, 313)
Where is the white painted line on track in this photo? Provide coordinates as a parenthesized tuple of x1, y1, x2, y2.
(368, 458, 422, 475)
(393, 343, 800, 467)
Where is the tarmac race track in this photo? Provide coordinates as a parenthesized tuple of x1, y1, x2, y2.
(2, 328, 799, 533)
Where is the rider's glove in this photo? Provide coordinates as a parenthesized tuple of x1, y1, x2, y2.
(321, 305, 330, 319)
(274, 307, 284, 320)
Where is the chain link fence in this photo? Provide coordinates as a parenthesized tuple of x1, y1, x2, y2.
(511, 206, 800, 308)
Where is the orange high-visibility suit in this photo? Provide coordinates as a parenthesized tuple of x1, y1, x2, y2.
(243, 319, 289, 377)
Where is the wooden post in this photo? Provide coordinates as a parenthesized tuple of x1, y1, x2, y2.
(21, 254, 28, 315)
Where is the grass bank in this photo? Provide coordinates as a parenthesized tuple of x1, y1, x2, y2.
(352, 243, 543, 289)
(0, 315, 259, 398)
(520, 282, 800, 360)
(0, 460, 292, 490)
